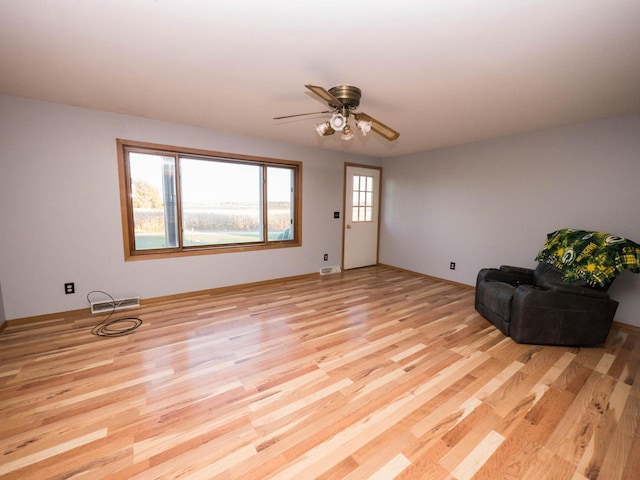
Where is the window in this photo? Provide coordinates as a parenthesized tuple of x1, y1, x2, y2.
(352, 174, 374, 222)
(117, 140, 301, 260)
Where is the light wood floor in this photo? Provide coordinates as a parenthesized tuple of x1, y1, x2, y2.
(1, 266, 639, 480)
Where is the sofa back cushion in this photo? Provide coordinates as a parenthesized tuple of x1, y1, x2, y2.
(533, 263, 609, 292)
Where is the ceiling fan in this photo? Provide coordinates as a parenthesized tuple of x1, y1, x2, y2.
(274, 84, 400, 141)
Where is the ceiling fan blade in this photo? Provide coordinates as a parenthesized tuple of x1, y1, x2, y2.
(355, 112, 400, 141)
(273, 110, 333, 120)
(305, 84, 343, 108)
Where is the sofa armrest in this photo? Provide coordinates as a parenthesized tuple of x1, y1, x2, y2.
(477, 266, 533, 287)
(500, 265, 534, 276)
(509, 285, 618, 346)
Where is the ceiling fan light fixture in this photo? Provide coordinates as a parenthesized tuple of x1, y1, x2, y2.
(329, 112, 347, 131)
(356, 118, 372, 136)
(315, 121, 335, 137)
(279, 84, 399, 142)
(341, 125, 355, 141)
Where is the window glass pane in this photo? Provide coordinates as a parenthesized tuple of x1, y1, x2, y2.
(353, 176, 360, 191)
(365, 207, 372, 221)
(267, 167, 294, 241)
(366, 176, 373, 192)
(129, 153, 178, 250)
(180, 158, 262, 246)
(366, 192, 373, 207)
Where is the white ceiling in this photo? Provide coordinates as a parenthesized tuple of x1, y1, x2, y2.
(2, 0, 640, 158)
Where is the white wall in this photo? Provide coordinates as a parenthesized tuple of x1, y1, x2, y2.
(0, 95, 375, 320)
(380, 114, 640, 327)
(3, 94, 638, 327)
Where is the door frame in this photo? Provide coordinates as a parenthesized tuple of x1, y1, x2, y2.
(341, 162, 383, 269)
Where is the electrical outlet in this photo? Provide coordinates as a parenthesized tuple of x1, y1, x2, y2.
(64, 282, 75, 294)
(323, 254, 329, 261)
(450, 262, 456, 270)
(333, 212, 340, 219)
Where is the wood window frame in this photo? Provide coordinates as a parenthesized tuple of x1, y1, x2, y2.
(117, 139, 302, 261)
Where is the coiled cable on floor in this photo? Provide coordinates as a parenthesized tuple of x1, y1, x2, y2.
(87, 290, 143, 337)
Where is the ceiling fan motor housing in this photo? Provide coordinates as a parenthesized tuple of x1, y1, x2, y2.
(328, 85, 361, 109)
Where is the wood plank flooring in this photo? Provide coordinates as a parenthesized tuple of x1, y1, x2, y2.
(1, 265, 639, 479)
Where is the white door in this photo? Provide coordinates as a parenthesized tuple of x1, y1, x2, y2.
(343, 165, 381, 269)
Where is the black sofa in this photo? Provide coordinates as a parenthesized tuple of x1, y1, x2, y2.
(475, 262, 618, 346)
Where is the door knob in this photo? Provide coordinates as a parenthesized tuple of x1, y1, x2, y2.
(346, 224, 352, 229)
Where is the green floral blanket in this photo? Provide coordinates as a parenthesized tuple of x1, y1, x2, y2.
(535, 228, 640, 287)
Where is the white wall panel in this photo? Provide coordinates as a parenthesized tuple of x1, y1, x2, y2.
(0, 95, 373, 319)
(380, 115, 640, 326)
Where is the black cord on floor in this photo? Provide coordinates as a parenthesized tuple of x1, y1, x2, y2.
(87, 290, 143, 337)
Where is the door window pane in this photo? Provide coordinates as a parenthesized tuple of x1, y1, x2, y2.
(352, 174, 374, 223)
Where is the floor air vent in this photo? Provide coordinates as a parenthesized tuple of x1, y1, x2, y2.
(90, 297, 141, 314)
(320, 266, 342, 275)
